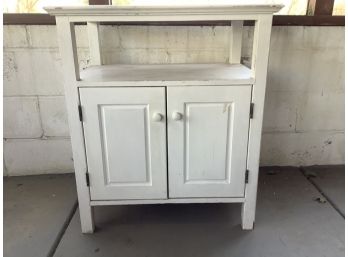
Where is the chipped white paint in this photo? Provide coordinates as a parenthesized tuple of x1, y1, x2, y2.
(167, 86, 252, 198)
(3, 25, 344, 177)
(80, 87, 167, 201)
(46, 5, 282, 233)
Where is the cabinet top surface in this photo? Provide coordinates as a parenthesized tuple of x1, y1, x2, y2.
(45, 4, 283, 16)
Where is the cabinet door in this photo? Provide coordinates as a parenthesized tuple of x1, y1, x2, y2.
(167, 86, 251, 198)
(80, 87, 167, 200)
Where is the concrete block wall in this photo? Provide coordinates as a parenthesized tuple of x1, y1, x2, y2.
(3, 25, 344, 176)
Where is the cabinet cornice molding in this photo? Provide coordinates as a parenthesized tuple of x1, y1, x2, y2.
(45, 5, 283, 17)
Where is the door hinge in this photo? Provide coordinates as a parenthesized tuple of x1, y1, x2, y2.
(245, 170, 250, 184)
(78, 105, 83, 122)
(249, 103, 254, 119)
(85, 172, 90, 187)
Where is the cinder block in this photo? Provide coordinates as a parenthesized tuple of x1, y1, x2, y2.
(270, 27, 344, 52)
(4, 49, 65, 96)
(101, 25, 229, 61)
(241, 26, 253, 59)
(184, 49, 227, 63)
(27, 25, 58, 48)
(77, 49, 91, 70)
(39, 96, 70, 137)
(103, 49, 176, 64)
(267, 27, 344, 94)
(4, 139, 74, 176)
(148, 26, 188, 49)
(103, 48, 228, 65)
(263, 90, 298, 132)
(187, 26, 229, 51)
(4, 50, 35, 96)
(4, 161, 8, 177)
(267, 48, 312, 93)
(118, 26, 150, 49)
(30, 50, 65, 95)
(260, 131, 344, 166)
(270, 27, 306, 51)
(75, 25, 89, 48)
(296, 92, 344, 132)
(298, 26, 343, 50)
(4, 97, 42, 139)
(304, 48, 344, 94)
(100, 25, 121, 49)
(102, 50, 121, 65)
(4, 25, 29, 48)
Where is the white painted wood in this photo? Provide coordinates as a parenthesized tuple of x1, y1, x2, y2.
(229, 21, 243, 64)
(242, 15, 273, 230)
(167, 86, 251, 198)
(55, 17, 93, 233)
(65, 15, 272, 23)
(91, 197, 245, 206)
(45, 5, 283, 17)
(79, 64, 254, 85)
(78, 80, 253, 87)
(44, 5, 283, 24)
(79, 87, 167, 200)
(87, 22, 102, 65)
(49, 5, 279, 233)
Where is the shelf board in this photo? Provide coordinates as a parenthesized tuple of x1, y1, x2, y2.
(79, 63, 254, 86)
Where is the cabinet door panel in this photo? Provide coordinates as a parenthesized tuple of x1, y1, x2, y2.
(80, 87, 167, 200)
(167, 86, 251, 198)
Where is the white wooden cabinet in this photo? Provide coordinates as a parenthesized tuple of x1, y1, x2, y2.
(45, 4, 282, 233)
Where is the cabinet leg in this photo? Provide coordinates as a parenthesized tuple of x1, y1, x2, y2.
(78, 202, 95, 234)
(241, 201, 255, 230)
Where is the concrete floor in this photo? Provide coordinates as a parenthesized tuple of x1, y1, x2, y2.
(4, 174, 77, 257)
(4, 166, 345, 257)
(303, 165, 345, 217)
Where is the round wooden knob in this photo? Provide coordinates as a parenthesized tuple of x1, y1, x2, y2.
(172, 112, 183, 121)
(152, 113, 163, 122)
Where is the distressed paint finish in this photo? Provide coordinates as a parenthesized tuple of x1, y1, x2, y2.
(80, 87, 167, 200)
(243, 15, 273, 229)
(44, 5, 283, 233)
(55, 17, 94, 233)
(167, 86, 252, 198)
